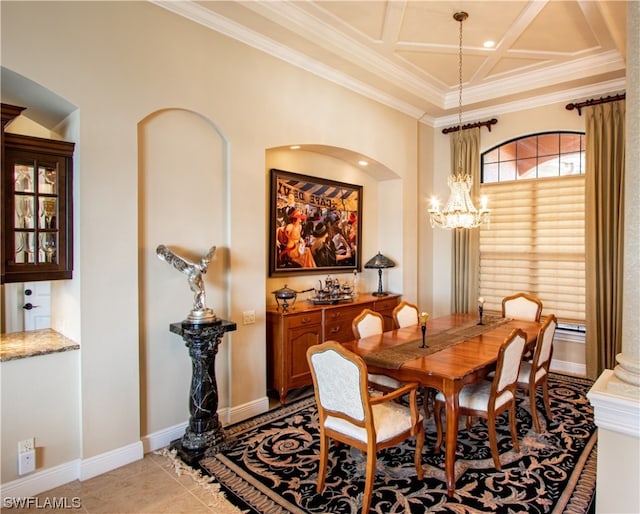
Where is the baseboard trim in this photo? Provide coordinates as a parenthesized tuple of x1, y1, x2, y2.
(1, 441, 144, 499)
(0, 460, 80, 500)
(551, 359, 586, 377)
(142, 421, 188, 453)
(141, 397, 270, 453)
(228, 396, 270, 425)
(79, 441, 144, 481)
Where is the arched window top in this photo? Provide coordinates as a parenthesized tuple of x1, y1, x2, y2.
(481, 131, 585, 183)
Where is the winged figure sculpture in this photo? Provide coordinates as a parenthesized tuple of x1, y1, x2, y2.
(156, 244, 217, 321)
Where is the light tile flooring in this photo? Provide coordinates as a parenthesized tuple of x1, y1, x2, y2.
(2, 388, 309, 513)
(3, 451, 222, 513)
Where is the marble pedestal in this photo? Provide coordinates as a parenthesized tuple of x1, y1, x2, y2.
(169, 318, 236, 465)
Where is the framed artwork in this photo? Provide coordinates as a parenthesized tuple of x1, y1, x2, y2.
(269, 168, 362, 276)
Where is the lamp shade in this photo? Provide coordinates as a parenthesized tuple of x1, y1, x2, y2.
(364, 252, 395, 269)
(364, 252, 395, 296)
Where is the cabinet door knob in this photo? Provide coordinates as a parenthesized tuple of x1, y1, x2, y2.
(301, 317, 311, 323)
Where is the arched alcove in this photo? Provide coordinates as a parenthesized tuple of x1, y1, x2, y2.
(265, 144, 403, 297)
(138, 108, 231, 438)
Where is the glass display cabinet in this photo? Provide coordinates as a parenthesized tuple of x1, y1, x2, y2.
(2, 103, 75, 283)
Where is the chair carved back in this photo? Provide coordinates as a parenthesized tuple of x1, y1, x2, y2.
(352, 308, 384, 339)
(493, 329, 527, 402)
(532, 314, 557, 381)
(392, 301, 419, 328)
(307, 342, 368, 423)
(502, 292, 543, 321)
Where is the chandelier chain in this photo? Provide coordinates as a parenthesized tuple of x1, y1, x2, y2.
(458, 11, 463, 143)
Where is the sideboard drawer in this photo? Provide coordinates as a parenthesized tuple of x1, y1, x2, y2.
(324, 303, 372, 323)
(324, 319, 356, 342)
(324, 303, 373, 343)
(286, 311, 322, 329)
(374, 297, 401, 312)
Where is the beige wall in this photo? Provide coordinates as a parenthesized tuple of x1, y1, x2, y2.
(597, 429, 640, 512)
(0, 350, 80, 482)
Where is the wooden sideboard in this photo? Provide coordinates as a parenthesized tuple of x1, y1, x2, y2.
(266, 293, 400, 404)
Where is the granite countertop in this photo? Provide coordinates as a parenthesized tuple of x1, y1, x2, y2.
(0, 329, 79, 362)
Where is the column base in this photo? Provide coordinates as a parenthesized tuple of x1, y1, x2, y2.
(170, 438, 206, 468)
(170, 435, 236, 467)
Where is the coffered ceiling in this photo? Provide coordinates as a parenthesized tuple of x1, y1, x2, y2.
(156, 0, 627, 126)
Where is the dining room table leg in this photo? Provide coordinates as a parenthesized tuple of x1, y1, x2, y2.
(443, 385, 460, 497)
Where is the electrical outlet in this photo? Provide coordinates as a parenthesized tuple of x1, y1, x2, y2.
(18, 449, 36, 475)
(242, 310, 256, 325)
(18, 438, 35, 454)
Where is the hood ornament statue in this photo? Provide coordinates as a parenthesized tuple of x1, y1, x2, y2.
(156, 244, 218, 324)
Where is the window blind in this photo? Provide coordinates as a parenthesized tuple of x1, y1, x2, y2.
(479, 174, 585, 324)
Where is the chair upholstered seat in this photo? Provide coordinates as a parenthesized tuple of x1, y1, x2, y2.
(436, 382, 514, 412)
(367, 373, 403, 390)
(325, 400, 422, 443)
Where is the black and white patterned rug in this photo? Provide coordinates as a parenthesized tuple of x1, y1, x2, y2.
(200, 373, 596, 513)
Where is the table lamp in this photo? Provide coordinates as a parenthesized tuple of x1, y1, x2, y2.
(364, 252, 395, 296)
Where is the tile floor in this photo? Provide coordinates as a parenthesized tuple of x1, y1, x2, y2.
(2, 450, 224, 513)
(2, 388, 310, 513)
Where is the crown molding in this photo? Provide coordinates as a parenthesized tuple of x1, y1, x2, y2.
(447, 50, 626, 109)
(152, 1, 625, 125)
(432, 77, 626, 128)
(246, 1, 444, 105)
(152, 0, 424, 119)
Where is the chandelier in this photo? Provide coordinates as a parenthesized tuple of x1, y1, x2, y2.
(429, 12, 490, 230)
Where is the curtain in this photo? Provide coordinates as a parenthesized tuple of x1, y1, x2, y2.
(585, 100, 626, 379)
(451, 127, 481, 313)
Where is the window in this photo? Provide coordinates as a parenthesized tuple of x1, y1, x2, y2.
(479, 132, 585, 325)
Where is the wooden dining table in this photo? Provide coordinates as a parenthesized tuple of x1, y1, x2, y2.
(344, 313, 541, 497)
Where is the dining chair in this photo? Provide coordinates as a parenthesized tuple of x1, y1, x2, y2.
(433, 328, 527, 471)
(306, 341, 424, 514)
(501, 292, 543, 321)
(390, 300, 436, 417)
(502, 292, 543, 362)
(517, 314, 557, 432)
(352, 309, 404, 391)
(392, 301, 419, 328)
(352, 308, 384, 338)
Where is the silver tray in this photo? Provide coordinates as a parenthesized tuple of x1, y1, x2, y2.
(307, 294, 354, 305)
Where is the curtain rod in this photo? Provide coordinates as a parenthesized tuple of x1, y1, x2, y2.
(442, 118, 497, 134)
(565, 93, 626, 116)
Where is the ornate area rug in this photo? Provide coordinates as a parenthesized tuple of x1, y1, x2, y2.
(200, 373, 596, 513)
